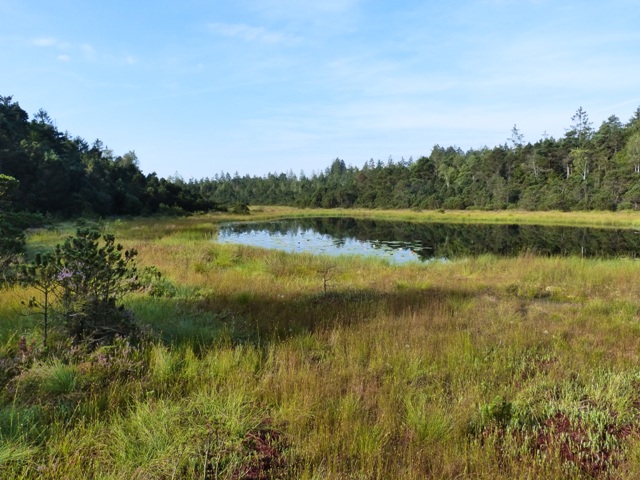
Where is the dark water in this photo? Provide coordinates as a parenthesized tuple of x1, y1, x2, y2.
(216, 217, 640, 263)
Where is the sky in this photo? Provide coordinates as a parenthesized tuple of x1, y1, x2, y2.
(2, 0, 640, 179)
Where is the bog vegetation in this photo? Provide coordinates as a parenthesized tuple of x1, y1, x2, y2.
(1, 210, 640, 479)
(3, 96, 640, 478)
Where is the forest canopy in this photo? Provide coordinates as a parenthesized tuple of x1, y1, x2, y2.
(3, 95, 640, 216)
(0, 96, 218, 218)
(194, 107, 640, 212)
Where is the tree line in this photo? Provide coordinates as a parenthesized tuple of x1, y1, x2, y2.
(188, 107, 640, 212)
(4, 95, 640, 220)
(0, 95, 219, 218)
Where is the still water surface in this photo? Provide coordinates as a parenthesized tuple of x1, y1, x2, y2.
(217, 217, 640, 264)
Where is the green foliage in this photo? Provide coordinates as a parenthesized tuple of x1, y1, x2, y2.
(0, 176, 23, 259)
(156, 202, 187, 216)
(6, 95, 640, 215)
(229, 202, 250, 215)
(0, 215, 24, 277)
(20, 252, 59, 347)
(472, 395, 514, 433)
(0, 97, 219, 217)
(0, 174, 19, 202)
(187, 107, 640, 213)
(20, 229, 140, 345)
(39, 360, 78, 395)
(136, 265, 177, 298)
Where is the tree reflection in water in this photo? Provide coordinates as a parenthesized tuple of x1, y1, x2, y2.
(217, 218, 640, 262)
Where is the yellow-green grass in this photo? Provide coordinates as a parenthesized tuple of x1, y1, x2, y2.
(2, 211, 640, 478)
(249, 205, 640, 229)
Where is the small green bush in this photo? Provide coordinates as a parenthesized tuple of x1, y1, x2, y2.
(20, 229, 141, 346)
(229, 203, 250, 215)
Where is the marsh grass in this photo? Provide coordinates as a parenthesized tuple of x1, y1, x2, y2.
(3, 210, 640, 478)
(245, 205, 640, 229)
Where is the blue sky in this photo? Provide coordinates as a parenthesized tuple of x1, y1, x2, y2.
(2, 0, 639, 179)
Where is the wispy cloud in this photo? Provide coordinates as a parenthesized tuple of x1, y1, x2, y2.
(244, 0, 361, 33)
(31, 37, 98, 64)
(31, 37, 69, 49)
(207, 22, 289, 44)
(81, 44, 96, 60)
(7, 0, 639, 179)
(30, 36, 141, 68)
(482, 0, 547, 5)
(249, 0, 360, 18)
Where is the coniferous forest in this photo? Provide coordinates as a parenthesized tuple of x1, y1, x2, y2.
(196, 107, 640, 212)
(3, 95, 640, 218)
(0, 96, 218, 218)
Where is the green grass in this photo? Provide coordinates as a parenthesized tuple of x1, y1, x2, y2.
(3, 209, 640, 478)
(244, 205, 640, 229)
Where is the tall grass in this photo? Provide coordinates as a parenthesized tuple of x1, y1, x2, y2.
(2, 210, 640, 478)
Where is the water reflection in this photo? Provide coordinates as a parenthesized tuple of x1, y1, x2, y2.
(216, 217, 640, 263)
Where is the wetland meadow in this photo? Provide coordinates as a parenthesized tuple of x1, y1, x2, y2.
(3, 207, 640, 479)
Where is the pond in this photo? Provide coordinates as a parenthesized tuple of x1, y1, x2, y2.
(216, 217, 640, 263)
